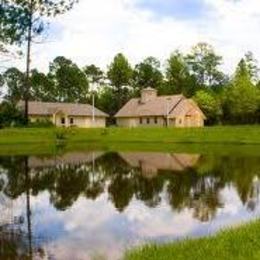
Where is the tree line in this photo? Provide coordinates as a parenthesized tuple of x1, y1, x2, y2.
(1, 42, 260, 125)
(1, 1, 260, 126)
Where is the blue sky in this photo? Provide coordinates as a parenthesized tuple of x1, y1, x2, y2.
(135, 0, 209, 19)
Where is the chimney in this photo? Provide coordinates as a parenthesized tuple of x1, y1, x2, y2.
(140, 87, 157, 103)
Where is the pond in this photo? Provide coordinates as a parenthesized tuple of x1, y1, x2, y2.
(0, 149, 260, 259)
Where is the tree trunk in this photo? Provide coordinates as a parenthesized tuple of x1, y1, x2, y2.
(24, 0, 34, 125)
(24, 156, 33, 258)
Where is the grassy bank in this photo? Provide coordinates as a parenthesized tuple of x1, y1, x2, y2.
(0, 126, 259, 155)
(125, 219, 260, 260)
(0, 126, 260, 145)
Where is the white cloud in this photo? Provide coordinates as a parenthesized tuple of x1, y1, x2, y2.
(9, 0, 260, 75)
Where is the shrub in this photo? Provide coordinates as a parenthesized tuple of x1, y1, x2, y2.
(194, 90, 222, 125)
(29, 119, 54, 128)
(0, 101, 26, 128)
(54, 128, 69, 141)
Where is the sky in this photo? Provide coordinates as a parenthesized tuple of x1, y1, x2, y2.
(10, 0, 260, 74)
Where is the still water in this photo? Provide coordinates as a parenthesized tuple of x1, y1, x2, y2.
(0, 150, 260, 259)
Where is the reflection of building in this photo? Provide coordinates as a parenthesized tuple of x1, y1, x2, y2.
(28, 152, 104, 169)
(119, 152, 200, 178)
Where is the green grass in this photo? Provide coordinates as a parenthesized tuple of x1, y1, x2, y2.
(69, 126, 260, 145)
(0, 125, 260, 144)
(125, 219, 260, 260)
(0, 126, 259, 155)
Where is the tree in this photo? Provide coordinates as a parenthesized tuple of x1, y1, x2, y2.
(49, 56, 89, 103)
(244, 51, 259, 83)
(186, 43, 225, 89)
(257, 81, 260, 90)
(133, 57, 163, 93)
(224, 59, 259, 123)
(30, 69, 55, 102)
(0, 1, 29, 46)
(107, 53, 133, 113)
(3, 67, 26, 102)
(84, 64, 104, 86)
(0, 73, 4, 87)
(3, 67, 57, 103)
(0, 0, 78, 123)
(194, 90, 222, 125)
(164, 51, 198, 97)
(96, 86, 116, 117)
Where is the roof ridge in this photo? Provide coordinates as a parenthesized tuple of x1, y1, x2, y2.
(26, 100, 93, 106)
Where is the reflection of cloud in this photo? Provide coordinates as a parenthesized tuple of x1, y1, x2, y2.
(28, 184, 260, 260)
(0, 193, 27, 227)
(125, 199, 198, 238)
(44, 194, 130, 260)
(219, 185, 243, 215)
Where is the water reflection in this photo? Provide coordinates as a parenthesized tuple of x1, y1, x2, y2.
(0, 151, 259, 259)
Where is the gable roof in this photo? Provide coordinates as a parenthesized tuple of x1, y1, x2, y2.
(18, 101, 108, 117)
(115, 94, 184, 118)
(115, 94, 205, 118)
(170, 98, 206, 119)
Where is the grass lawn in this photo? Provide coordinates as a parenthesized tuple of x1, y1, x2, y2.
(125, 219, 260, 260)
(0, 125, 259, 144)
(0, 126, 259, 155)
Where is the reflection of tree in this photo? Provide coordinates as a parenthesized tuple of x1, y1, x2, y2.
(0, 229, 29, 259)
(0, 156, 45, 259)
(0, 224, 45, 259)
(108, 172, 135, 212)
(190, 177, 223, 222)
(102, 153, 135, 212)
(0, 156, 28, 199)
(84, 155, 106, 200)
(101, 153, 164, 210)
(210, 156, 260, 210)
(49, 165, 91, 210)
(134, 174, 164, 208)
(0, 152, 259, 224)
(166, 169, 223, 222)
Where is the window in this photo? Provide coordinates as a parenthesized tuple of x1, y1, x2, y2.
(154, 117, 158, 124)
(179, 119, 182, 124)
(61, 117, 65, 125)
(139, 118, 143, 124)
(146, 118, 150, 124)
(70, 118, 74, 125)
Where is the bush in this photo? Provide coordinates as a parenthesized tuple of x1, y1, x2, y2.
(0, 101, 26, 128)
(54, 128, 69, 141)
(194, 90, 222, 125)
(29, 119, 54, 128)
